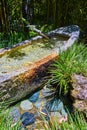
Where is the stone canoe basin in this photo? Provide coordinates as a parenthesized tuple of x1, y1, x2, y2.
(0, 25, 80, 103)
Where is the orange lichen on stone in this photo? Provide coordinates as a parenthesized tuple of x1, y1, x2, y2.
(0, 51, 58, 102)
(17, 52, 58, 83)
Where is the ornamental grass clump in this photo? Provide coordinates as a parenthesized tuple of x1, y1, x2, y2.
(40, 111, 87, 130)
(47, 43, 87, 95)
(0, 110, 20, 130)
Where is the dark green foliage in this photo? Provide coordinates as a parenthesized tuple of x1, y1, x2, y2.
(0, 0, 87, 47)
(0, 31, 30, 48)
(47, 43, 87, 95)
(0, 112, 20, 130)
(37, 110, 87, 130)
(0, 108, 86, 130)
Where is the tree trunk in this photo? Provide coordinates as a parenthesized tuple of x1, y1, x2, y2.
(52, 0, 56, 27)
(22, 0, 34, 34)
(46, 0, 50, 23)
(0, 0, 9, 34)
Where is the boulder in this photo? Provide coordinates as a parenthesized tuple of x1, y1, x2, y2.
(0, 53, 57, 103)
(71, 74, 87, 113)
(0, 25, 80, 105)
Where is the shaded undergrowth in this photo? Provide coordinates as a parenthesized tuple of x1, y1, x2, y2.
(47, 43, 87, 95)
(0, 109, 86, 130)
(41, 111, 87, 130)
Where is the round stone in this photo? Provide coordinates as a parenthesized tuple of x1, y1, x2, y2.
(20, 100, 33, 111)
(34, 98, 46, 109)
(8, 107, 21, 124)
(20, 112, 35, 126)
(29, 91, 40, 103)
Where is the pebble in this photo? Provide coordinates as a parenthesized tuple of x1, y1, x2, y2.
(20, 100, 33, 111)
(34, 98, 46, 109)
(29, 92, 40, 103)
(8, 88, 68, 129)
(8, 107, 21, 124)
(20, 112, 35, 126)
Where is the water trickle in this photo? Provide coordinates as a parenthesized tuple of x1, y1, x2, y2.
(0, 36, 68, 75)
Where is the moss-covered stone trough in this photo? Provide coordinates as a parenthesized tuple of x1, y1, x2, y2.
(0, 25, 80, 103)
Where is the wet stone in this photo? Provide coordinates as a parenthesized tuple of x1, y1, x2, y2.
(20, 100, 33, 111)
(34, 98, 46, 109)
(46, 98, 64, 112)
(29, 91, 40, 103)
(61, 108, 67, 117)
(8, 107, 21, 124)
(21, 112, 35, 126)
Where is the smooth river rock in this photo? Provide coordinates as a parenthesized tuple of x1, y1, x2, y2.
(29, 91, 40, 103)
(20, 112, 35, 126)
(34, 98, 46, 109)
(46, 98, 64, 112)
(20, 100, 33, 111)
(8, 107, 21, 125)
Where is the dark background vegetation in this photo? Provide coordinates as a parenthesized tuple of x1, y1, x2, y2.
(0, 0, 87, 47)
